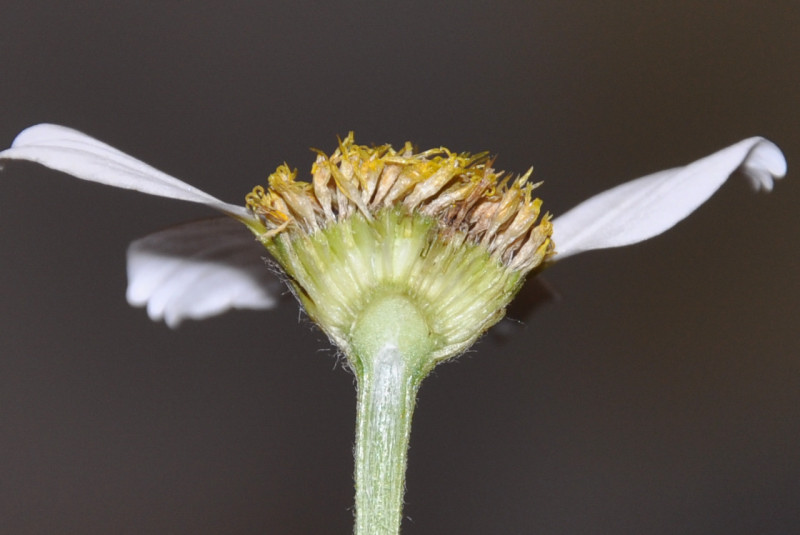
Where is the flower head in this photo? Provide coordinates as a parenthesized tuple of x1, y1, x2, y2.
(0, 125, 787, 357)
(238, 133, 554, 361)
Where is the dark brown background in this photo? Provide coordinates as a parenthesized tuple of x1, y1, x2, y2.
(1, 2, 798, 533)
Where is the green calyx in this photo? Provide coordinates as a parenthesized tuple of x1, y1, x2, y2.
(263, 208, 523, 366)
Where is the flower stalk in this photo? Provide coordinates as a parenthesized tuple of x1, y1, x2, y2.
(348, 291, 437, 535)
(352, 341, 427, 535)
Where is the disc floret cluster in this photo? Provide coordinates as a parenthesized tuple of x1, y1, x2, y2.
(245, 134, 554, 363)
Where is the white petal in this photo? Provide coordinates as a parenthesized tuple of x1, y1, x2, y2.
(551, 137, 786, 260)
(0, 124, 252, 220)
(126, 217, 282, 327)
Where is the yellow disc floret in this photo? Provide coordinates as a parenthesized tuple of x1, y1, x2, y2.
(246, 133, 554, 274)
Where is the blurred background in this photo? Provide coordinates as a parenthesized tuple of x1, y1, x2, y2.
(1, 1, 798, 533)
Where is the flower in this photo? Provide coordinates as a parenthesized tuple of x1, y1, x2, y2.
(0, 124, 787, 338)
(1, 123, 787, 535)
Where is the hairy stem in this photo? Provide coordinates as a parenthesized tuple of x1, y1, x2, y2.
(353, 343, 425, 535)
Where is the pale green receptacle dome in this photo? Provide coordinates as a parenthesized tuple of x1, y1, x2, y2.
(244, 134, 554, 365)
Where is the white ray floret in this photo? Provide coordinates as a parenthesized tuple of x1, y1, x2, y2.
(0, 124, 251, 219)
(126, 218, 281, 327)
(551, 137, 786, 259)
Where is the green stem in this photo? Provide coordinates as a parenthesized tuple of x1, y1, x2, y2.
(353, 343, 426, 535)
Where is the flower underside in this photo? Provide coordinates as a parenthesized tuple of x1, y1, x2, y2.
(245, 134, 554, 362)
